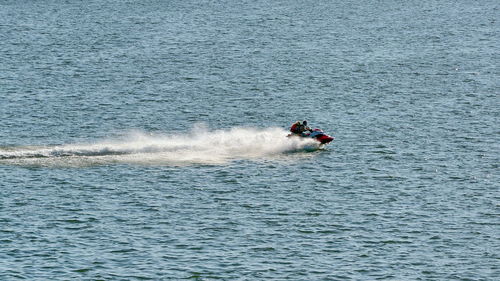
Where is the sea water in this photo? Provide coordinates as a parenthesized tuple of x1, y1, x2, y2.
(0, 0, 498, 280)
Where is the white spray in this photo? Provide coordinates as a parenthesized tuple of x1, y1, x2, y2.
(0, 126, 321, 166)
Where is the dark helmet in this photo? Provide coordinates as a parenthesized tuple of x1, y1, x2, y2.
(302, 120, 308, 126)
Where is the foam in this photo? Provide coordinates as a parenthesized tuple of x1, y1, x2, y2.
(0, 125, 321, 166)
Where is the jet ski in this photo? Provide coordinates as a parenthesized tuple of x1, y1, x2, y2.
(287, 128, 334, 144)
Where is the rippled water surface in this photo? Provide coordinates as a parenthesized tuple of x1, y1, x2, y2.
(1, 0, 498, 280)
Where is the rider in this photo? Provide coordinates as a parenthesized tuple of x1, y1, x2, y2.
(290, 120, 313, 136)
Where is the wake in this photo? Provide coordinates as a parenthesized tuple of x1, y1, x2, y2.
(0, 126, 321, 166)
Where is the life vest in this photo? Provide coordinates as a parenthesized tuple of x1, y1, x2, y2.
(290, 122, 301, 133)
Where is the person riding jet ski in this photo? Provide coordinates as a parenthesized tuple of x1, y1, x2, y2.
(290, 120, 313, 137)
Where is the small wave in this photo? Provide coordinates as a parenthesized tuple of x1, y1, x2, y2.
(0, 126, 321, 166)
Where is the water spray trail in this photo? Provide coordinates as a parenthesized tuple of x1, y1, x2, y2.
(0, 126, 320, 166)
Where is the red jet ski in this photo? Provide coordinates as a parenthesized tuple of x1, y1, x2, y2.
(287, 128, 334, 144)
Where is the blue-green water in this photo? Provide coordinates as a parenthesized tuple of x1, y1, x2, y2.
(1, 0, 498, 280)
